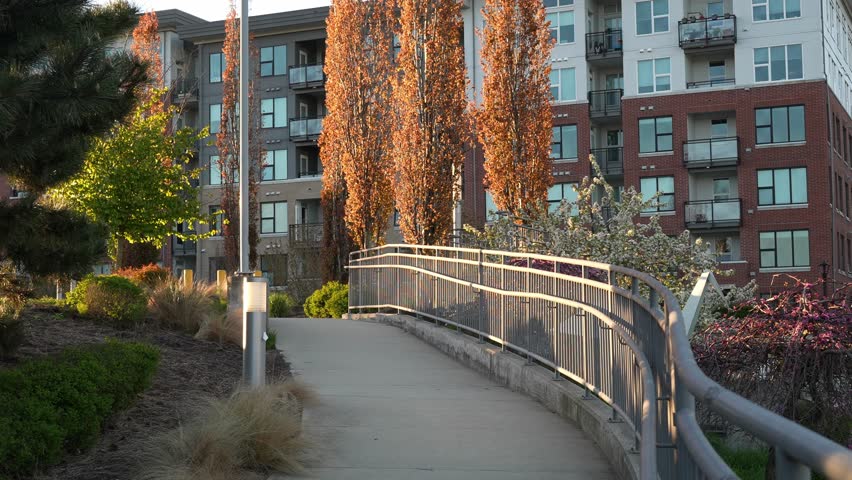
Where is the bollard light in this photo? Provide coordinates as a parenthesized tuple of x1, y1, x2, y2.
(243, 279, 267, 313)
(242, 276, 268, 387)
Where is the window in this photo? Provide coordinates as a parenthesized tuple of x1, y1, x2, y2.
(755, 105, 805, 144)
(393, 209, 400, 227)
(640, 176, 675, 212)
(758, 168, 807, 206)
(638, 58, 671, 94)
(209, 155, 237, 185)
(209, 104, 222, 134)
(549, 68, 576, 101)
(713, 178, 730, 200)
(260, 254, 288, 287)
(209, 53, 223, 83)
(547, 183, 578, 213)
(759, 230, 809, 268)
(636, 0, 668, 35)
(209, 205, 223, 236)
(484, 191, 499, 222)
(711, 119, 728, 138)
(261, 98, 287, 128)
(752, 0, 801, 21)
(260, 45, 287, 77)
(543, 0, 573, 7)
(546, 11, 575, 44)
(551, 125, 578, 161)
(262, 150, 288, 181)
(709, 61, 726, 82)
(260, 201, 288, 234)
(707, 1, 724, 16)
(754, 44, 803, 82)
(638, 116, 673, 153)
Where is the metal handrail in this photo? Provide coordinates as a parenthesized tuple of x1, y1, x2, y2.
(348, 244, 852, 480)
(684, 198, 742, 228)
(678, 15, 737, 49)
(590, 147, 623, 175)
(683, 136, 739, 168)
(588, 89, 623, 118)
(585, 29, 623, 59)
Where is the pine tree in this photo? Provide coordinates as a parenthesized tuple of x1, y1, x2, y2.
(0, 0, 146, 277)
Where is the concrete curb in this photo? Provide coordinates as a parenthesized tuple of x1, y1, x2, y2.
(349, 312, 640, 480)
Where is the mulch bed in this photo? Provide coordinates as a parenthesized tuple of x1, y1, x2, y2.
(1, 305, 289, 480)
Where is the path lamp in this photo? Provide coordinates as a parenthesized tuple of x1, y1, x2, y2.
(239, 0, 267, 388)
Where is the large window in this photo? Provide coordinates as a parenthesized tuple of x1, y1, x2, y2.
(209, 155, 237, 185)
(757, 167, 807, 206)
(261, 98, 287, 128)
(546, 11, 575, 44)
(547, 183, 578, 213)
(640, 176, 675, 212)
(209, 205, 222, 236)
(754, 44, 803, 82)
(760, 230, 809, 268)
(209, 104, 222, 134)
(543, 0, 573, 6)
(550, 68, 576, 101)
(636, 0, 668, 35)
(260, 45, 287, 77)
(755, 105, 805, 144)
(260, 201, 288, 234)
(638, 58, 671, 94)
(262, 150, 288, 181)
(638, 116, 673, 153)
(551, 125, 578, 161)
(209, 53, 223, 83)
(260, 254, 288, 287)
(752, 0, 801, 21)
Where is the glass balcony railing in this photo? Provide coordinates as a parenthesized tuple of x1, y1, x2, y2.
(686, 78, 735, 89)
(683, 136, 739, 168)
(585, 30, 623, 61)
(289, 116, 324, 141)
(685, 199, 742, 229)
(678, 15, 737, 49)
(588, 89, 623, 119)
(288, 64, 325, 89)
(590, 147, 623, 176)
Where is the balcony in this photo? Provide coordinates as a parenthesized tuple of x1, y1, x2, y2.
(288, 64, 325, 89)
(171, 76, 198, 105)
(590, 147, 623, 176)
(687, 78, 735, 89)
(289, 223, 323, 248)
(683, 137, 739, 169)
(289, 116, 323, 142)
(585, 30, 622, 63)
(173, 239, 197, 256)
(684, 199, 742, 229)
(588, 89, 622, 121)
(678, 15, 736, 51)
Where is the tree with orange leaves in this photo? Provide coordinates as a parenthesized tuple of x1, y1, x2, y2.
(216, 3, 263, 274)
(319, 148, 353, 282)
(321, 0, 396, 250)
(393, 0, 469, 245)
(131, 10, 165, 116)
(478, 0, 553, 219)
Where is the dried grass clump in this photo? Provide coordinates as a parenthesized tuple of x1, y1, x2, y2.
(195, 308, 242, 346)
(135, 381, 316, 480)
(148, 279, 218, 333)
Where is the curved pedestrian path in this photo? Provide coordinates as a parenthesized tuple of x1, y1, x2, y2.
(269, 317, 615, 480)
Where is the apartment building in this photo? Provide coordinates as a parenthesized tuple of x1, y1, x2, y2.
(459, 0, 852, 293)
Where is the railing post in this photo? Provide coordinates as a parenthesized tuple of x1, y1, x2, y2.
(396, 246, 400, 312)
(501, 254, 506, 352)
(581, 265, 590, 398)
(526, 256, 532, 364)
(478, 249, 484, 342)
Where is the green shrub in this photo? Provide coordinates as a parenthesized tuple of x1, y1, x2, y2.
(303, 281, 348, 318)
(326, 288, 348, 319)
(66, 275, 147, 327)
(115, 263, 171, 290)
(266, 330, 277, 351)
(706, 433, 768, 480)
(269, 292, 296, 318)
(0, 340, 159, 478)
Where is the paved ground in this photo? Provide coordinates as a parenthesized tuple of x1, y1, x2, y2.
(268, 317, 615, 480)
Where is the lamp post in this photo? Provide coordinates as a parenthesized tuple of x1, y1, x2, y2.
(239, 0, 267, 388)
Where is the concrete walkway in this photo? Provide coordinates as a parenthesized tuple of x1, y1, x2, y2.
(269, 317, 615, 480)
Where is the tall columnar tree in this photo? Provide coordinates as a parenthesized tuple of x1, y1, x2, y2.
(131, 10, 164, 106)
(320, 149, 354, 283)
(216, 3, 263, 274)
(478, 0, 554, 219)
(321, 0, 396, 250)
(393, 0, 469, 245)
(0, 0, 146, 277)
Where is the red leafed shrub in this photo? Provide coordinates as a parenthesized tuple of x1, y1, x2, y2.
(692, 279, 852, 447)
(115, 264, 171, 289)
(506, 258, 608, 282)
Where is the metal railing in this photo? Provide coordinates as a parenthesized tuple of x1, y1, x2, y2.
(684, 199, 742, 229)
(348, 245, 852, 480)
(289, 222, 323, 248)
(288, 64, 325, 88)
(289, 116, 324, 141)
(590, 147, 624, 175)
(678, 15, 737, 49)
(686, 78, 735, 89)
(683, 136, 739, 168)
(589, 89, 623, 119)
(586, 30, 623, 60)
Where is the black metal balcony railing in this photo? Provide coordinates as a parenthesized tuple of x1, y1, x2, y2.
(171, 76, 198, 103)
(588, 89, 623, 119)
(585, 30, 623, 60)
(299, 168, 322, 178)
(289, 223, 323, 248)
(683, 136, 739, 168)
(678, 15, 736, 49)
(684, 199, 742, 229)
(590, 147, 623, 176)
(289, 116, 324, 142)
(686, 78, 735, 89)
(173, 239, 197, 256)
(288, 64, 325, 89)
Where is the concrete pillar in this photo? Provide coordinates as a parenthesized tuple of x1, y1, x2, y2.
(182, 269, 194, 288)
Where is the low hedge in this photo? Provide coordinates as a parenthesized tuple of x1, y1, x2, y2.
(0, 340, 159, 478)
(66, 275, 147, 327)
(304, 281, 348, 318)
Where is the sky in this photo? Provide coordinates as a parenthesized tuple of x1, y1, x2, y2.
(95, 0, 330, 21)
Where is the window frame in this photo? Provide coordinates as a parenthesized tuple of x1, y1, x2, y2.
(637, 58, 671, 94)
(259, 45, 287, 77)
(638, 116, 673, 153)
(547, 182, 579, 213)
(209, 103, 222, 134)
(640, 176, 676, 213)
(261, 98, 288, 129)
(551, 124, 578, 161)
(754, 44, 803, 83)
(755, 105, 805, 145)
(549, 67, 577, 102)
(209, 204, 223, 236)
(262, 149, 288, 181)
(209, 52, 223, 83)
(543, 0, 573, 7)
(757, 167, 807, 206)
(752, 0, 801, 22)
(759, 230, 810, 268)
(546, 10, 575, 44)
(260, 201, 288, 234)
(636, 0, 669, 36)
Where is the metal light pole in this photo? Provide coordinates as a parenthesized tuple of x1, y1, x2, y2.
(239, 0, 266, 388)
